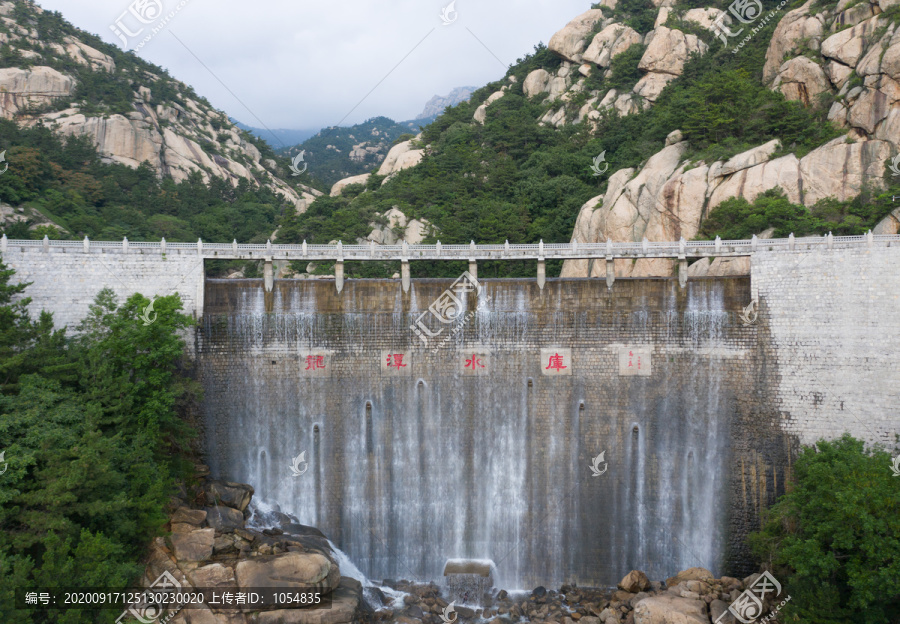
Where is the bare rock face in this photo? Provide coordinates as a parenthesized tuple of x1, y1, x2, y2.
(330, 173, 370, 197)
(524, 69, 552, 97)
(236, 552, 341, 593)
(364, 207, 432, 246)
(633, 594, 708, 624)
(170, 528, 216, 562)
(377, 139, 424, 176)
(0, 67, 75, 117)
(821, 16, 884, 67)
(638, 27, 707, 76)
(548, 9, 607, 62)
(618, 570, 651, 593)
(473, 91, 505, 124)
(582, 24, 643, 68)
(772, 56, 830, 106)
(682, 7, 725, 30)
(797, 135, 892, 204)
(762, 1, 825, 84)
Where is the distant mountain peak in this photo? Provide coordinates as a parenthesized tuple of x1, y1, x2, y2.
(416, 86, 478, 120)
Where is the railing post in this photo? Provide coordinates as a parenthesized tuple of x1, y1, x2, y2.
(1, 233, 7, 253)
(161, 237, 166, 254)
(337, 241, 343, 261)
(866, 230, 873, 248)
(42, 235, 50, 252)
(122, 237, 128, 253)
(302, 240, 307, 256)
(197, 238, 203, 255)
(605, 238, 614, 289)
(539, 239, 544, 257)
(679, 236, 686, 256)
(233, 239, 238, 254)
(642, 237, 648, 254)
(714, 236, 721, 254)
(827, 232, 833, 250)
(266, 239, 272, 254)
(788, 233, 795, 250)
(751, 234, 757, 252)
(401, 241, 410, 292)
(370, 240, 375, 257)
(401, 260, 410, 293)
(83, 236, 90, 254)
(335, 260, 344, 293)
(263, 258, 274, 293)
(469, 240, 477, 280)
(678, 236, 687, 289)
(572, 238, 578, 254)
(436, 240, 442, 256)
(504, 239, 510, 253)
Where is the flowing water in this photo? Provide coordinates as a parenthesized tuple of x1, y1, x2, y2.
(200, 278, 738, 590)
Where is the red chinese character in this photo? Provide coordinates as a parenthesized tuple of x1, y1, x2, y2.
(628, 350, 634, 367)
(637, 356, 641, 369)
(305, 355, 325, 371)
(545, 353, 567, 371)
(387, 353, 407, 369)
(465, 354, 485, 369)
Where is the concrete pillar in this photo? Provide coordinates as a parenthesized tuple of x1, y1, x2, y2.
(335, 261, 344, 293)
(468, 260, 477, 280)
(678, 257, 688, 289)
(606, 258, 615, 289)
(537, 259, 546, 290)
(263, 258, 274, 293)
(401, 261, 410, 293)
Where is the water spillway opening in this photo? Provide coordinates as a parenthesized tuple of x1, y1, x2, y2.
(443, 559, 496, 605)
(199, 277, 752, 590)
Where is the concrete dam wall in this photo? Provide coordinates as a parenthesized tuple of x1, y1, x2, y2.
(198, 277, 774, 589)
(4, 238, 899, 589)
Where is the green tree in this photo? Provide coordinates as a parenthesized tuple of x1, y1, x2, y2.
(749, 434, 900, 624)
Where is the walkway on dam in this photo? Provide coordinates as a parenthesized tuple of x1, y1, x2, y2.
(2, 231, 897, 291)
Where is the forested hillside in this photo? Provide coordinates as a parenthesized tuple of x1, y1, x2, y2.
(0, 0, 320, 252)
(278, 0, 900, 279)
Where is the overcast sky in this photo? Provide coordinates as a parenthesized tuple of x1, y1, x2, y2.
(36, 0, 591, 138)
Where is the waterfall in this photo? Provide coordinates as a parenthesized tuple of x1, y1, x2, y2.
(200, 277, 738, 589)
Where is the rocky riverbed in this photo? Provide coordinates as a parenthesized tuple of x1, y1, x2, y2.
(142, 469, 772, 624)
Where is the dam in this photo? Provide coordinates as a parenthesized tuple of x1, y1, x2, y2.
(3, 234, 899, 590)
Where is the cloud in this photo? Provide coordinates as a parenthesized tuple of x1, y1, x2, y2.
(37, 0, 591, 133)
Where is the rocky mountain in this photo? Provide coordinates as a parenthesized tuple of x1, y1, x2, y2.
(291, 0, 899, 279)
(283, 116, 423, 188)
(0, 0, 321, 219)
(415, 85, 478, 120)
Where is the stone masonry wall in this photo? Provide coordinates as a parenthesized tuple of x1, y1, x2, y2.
(2, 245, 206, 329)
(751, 244, 900, 449)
